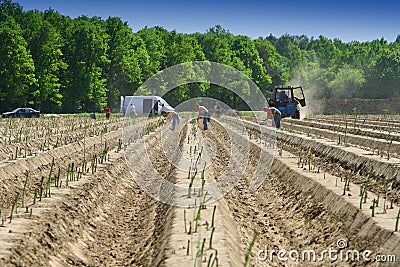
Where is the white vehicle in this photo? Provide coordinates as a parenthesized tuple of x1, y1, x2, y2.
(120, 95, 174, 115)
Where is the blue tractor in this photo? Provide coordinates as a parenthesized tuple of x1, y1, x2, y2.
(268, 85, 306, 119)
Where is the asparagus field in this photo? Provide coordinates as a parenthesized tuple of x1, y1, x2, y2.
(0, 113, 399, 266)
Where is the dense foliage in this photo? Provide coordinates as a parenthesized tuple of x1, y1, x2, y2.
(1, 0, 399, 113)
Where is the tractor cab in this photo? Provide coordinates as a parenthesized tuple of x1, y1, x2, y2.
(268, 85, 306, 119)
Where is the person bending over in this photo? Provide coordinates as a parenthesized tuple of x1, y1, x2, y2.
(195, 103, 210, 130)
(162, 110, 180, 131)
(263, 106, 281, 129)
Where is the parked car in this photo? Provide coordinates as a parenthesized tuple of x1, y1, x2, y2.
(2, 108, 40, 118)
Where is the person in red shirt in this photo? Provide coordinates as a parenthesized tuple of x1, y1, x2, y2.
(263, 106, 281, 128)
(105, 107, 111, 119)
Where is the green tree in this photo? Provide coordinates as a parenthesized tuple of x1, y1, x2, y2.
(137, 27, 165, 78)
(309, 35, 341, 70)
(196, 26, 233, 64)
(365, 47, 400, 98)
(254, 38, 289, 93)
(0, 16, 36, 112)
(291, 56, 333, 99)
(328, 64, 365, 98)
(0, 0, 23, 22)
(20, 11, 66, 112)
(195, 27, 234, 105)
(156, 30, 207, 105)
(62, 16, 109, 112)
(231, 35, 271, 96)
(105, 17, 141, 110)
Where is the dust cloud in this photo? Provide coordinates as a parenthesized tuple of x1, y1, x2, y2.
(289, 67, 325, 120)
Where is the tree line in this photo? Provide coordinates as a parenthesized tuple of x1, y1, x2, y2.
(1, 0, 399, 113)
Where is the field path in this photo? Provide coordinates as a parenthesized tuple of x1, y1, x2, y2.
(164, 121, 242, 266)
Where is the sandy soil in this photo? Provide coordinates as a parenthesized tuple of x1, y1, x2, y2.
(204, 121, 354, 266)
(0, 115, 399, 266)
(0, 120, 177, 266)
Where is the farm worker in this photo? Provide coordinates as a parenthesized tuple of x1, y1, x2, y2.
(128, 103, 137, 117)
(162, 110, 180, 131)
(213, 101, 222, 117)
(276, 91, 288, 106)
(196, 103, 210, 130)
(263, 106, 281, 129)
(267, 98, 275, 107)
(151, 100, 160, 116)
(104, 107, 111, 119)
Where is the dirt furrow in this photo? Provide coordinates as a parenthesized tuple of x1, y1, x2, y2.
(305, 117, 400, 132)
(281, 120, 400, 159)
(73, 126, 181, 266)
(290, 118, 400, 142)
(0, 117, 124, 162)
(163, 119, 242, 267)
(209, 121, 352, 266)
(217, 118, 400, 266)
(0, 129, 122, 213)
(0, 122, 174, 266)
(2, 114, 399, 267)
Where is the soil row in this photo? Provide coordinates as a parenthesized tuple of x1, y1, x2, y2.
(0, 117, 161, 218)
(306, 116, 400, 130)
(280, 120, 400, 158)
(219, 118, 400, 266)
(0, 120, 180, 266)
(0, 117, 124, 162)
(225, 117, 400, 207)
(295, 118, 400, 142)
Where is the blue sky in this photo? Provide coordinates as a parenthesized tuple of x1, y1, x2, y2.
(14, 0, 400, 42)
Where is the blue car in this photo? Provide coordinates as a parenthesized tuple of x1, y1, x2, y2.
(2, 108, 40, 118)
